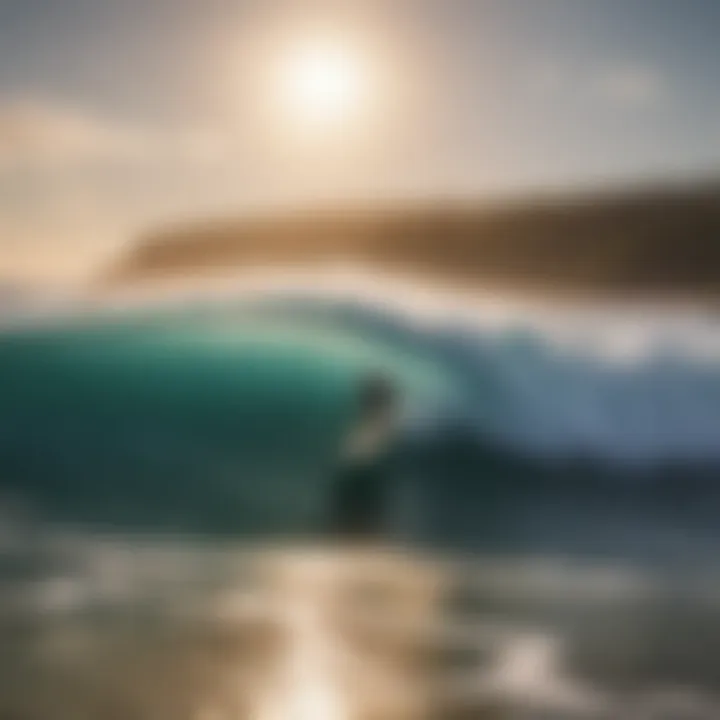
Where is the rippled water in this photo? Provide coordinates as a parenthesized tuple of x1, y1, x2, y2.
(3, 530, 720, 720)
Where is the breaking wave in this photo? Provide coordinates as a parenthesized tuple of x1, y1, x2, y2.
(194, 269, 720, 466)
(2, 268, 720, 536)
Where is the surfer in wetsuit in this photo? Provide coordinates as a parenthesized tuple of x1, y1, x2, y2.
(328, 373, 400, 539)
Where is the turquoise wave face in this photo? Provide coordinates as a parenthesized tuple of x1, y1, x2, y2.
(0, 301, 449, 534)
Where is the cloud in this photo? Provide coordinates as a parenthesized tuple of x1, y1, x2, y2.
(0, 98, 233, 172)
(528, 60, 666, 112)
(0, 100, 140, 169)
(0, 98, 258, 283)
(526, 61, 573, 97)
(593, 64, 665, 109)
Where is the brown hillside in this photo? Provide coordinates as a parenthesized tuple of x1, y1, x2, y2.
(108, 182, 720, 296)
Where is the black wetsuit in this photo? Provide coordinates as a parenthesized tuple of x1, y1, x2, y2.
(328, 450, 395, 539)
(328, 373, 402, 539)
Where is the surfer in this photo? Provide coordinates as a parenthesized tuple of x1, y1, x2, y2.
(328, 372, 400, 539)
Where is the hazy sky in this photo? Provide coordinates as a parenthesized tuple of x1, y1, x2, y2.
(1, 0, 719, 278)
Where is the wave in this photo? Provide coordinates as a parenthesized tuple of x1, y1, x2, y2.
(2, 269, 720, 535)
(210, 271, 720, 466)
(7, 267, 720, 466)
(410, 317, 720, 465)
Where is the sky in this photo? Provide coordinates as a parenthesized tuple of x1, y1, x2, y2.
(1, 0, 720, 280)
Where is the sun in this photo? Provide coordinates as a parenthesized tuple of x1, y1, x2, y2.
(279, 38, 367, 129)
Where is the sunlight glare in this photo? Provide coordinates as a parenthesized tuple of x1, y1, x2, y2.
(280, 38, 367, 129)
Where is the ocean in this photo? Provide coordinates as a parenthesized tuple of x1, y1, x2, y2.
(1, 273, 720, 719)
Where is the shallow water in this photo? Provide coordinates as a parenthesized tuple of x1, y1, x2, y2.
(3, 532, 720, 720)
